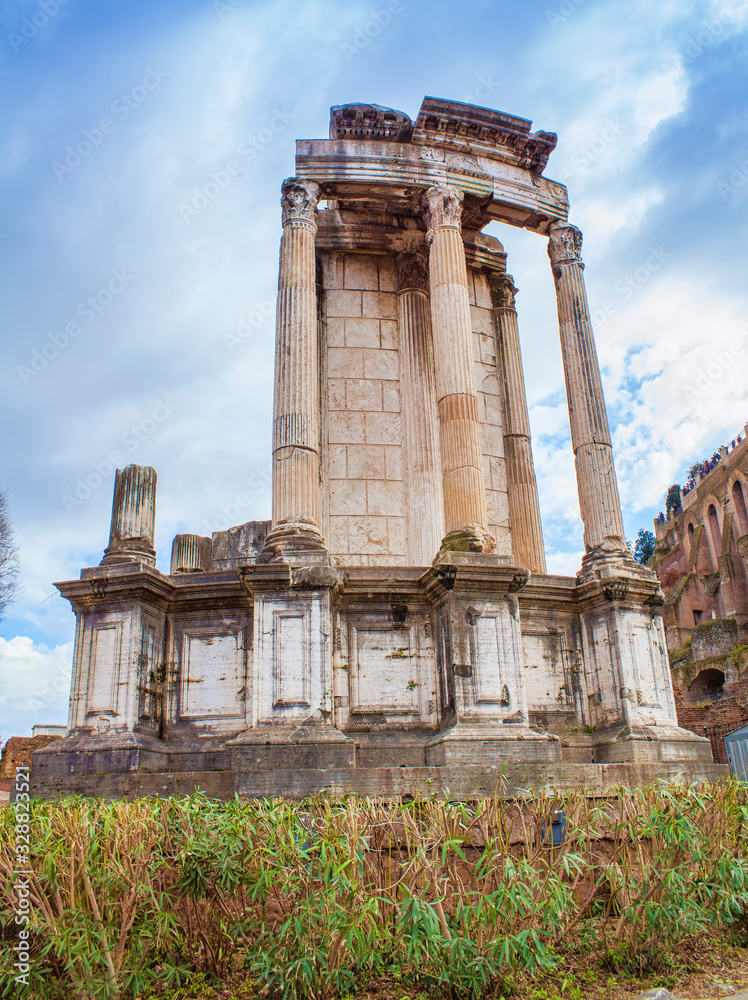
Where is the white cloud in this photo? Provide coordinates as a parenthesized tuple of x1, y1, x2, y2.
(544, 547, 586, 578)
(576, 189, 665, 256)
(599, 279, 748, 509)
(0, 636, 72, 741)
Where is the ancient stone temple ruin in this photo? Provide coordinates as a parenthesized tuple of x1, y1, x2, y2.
(32, 97, 725, 799)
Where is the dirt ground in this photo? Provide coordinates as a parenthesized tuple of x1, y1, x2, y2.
(498, 926, 748, 1000)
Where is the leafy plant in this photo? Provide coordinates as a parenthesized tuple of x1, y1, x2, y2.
(634, 529, 655, 565)
(2, 783, 748, 997)
(665, 484, 682, 518)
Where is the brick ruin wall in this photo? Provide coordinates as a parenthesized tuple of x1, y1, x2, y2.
(0, 735, 62, 787)
(671, 638, 748, 763)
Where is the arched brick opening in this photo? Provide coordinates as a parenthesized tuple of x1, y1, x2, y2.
(688, 667, 725, 700)
(707, 504, 722, 569)
(733, 480, 748, 537)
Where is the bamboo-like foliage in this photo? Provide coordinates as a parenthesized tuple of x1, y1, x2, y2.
(2, 782, 748, 999)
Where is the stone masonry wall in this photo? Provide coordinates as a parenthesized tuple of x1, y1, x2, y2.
(323, 252, 406, 566)
(692, 617, 739, 660)
(322, 253, 511, 566)
(470, 270, 511, 558)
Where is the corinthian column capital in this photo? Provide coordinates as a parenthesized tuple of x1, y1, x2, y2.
(421, 185, 464, 233)
(396, 249, 429, 292)
(488, 273, 518, 310)
(281, 177, 321, 229)
(547, 222, 584, 271)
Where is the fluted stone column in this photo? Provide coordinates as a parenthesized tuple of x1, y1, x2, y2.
(422, 185, 494, 554)
(101, 464, 157, 566)
(170, 534, 212, 574)
(491, 274, 546, 574)
(547, 223, 626, 559)
(396, 250, 444, 564)
(263, 177, 326, 561)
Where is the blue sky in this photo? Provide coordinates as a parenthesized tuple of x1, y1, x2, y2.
(1, 0, 747, 738)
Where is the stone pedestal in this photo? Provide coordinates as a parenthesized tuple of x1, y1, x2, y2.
(576, 567, 713, 763)
(63, 563, 170, 738)
(236, 563, 354, 757)
(422, 186, 494, 555)
(423, 552, 560, 764)
(101, 464, 157, 567)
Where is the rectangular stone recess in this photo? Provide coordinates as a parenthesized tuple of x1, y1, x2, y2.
(471, 612, 509, 706)
(180, 629, 245, 720)
(138, 622, 158, 721)
(588, 619, 619, 721)
(273, 612, 310, 708)
(349, 625, 419, 715)
(88, 624, 121, 715)
(629, 622, 661, 708)
(521, 628, 574, 709)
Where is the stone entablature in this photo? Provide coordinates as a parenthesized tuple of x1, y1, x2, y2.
(30, 97, 722, 801)
(329, 103, 413, 143)
(296, 99, 567, 237)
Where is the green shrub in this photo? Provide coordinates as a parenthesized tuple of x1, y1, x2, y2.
(2, 782, 748, 998)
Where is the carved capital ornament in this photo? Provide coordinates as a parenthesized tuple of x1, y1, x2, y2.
(421, 184, 464, 233)
(489, 273, 518, 310)
(281, 177, 321, 228)
(547, 222, 584, 269)
(395, 249, 429, 292)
